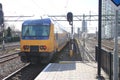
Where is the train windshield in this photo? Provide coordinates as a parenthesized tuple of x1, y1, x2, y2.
(22, 25, 50, 39)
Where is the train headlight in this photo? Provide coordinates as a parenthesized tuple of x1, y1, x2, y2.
(40, 45, 47, 50)
(23, 45, 29, 50)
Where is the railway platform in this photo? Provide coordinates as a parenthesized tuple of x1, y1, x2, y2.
(35, 38, 109, 80)
(35, 61, 109, 80)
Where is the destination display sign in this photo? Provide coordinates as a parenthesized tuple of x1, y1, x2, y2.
(111, 0, 120, 6)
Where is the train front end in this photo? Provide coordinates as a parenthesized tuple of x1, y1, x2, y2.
(20, 18, 55, 63)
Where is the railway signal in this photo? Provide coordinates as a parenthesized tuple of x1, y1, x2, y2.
(67, 12, 74, 57)
(0, 3, 4, 26)
(67, 12, 73, 25)
(0, 3, 5, 50)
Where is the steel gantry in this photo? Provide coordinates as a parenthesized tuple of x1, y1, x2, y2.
(4, 15, 34, 22)
(3, 14, 115, 22)
(48, 14, 115, 21)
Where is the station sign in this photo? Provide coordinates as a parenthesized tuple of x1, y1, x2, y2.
(111, 0, 120, 6)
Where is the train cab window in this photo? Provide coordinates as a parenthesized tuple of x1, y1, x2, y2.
(42, 28, 49, 36)
(22, 25, 50, 39)
(35, 26, 50, 37)
(22, 26, 35, 36)
(23, 27, 29, 36)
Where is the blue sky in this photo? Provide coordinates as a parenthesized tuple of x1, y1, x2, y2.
(0, 0, 98, 32)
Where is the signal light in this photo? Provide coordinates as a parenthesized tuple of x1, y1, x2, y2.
(23, 45, 29, 50)
(67, 12, 73, 23)
(0, 3, 4, 26)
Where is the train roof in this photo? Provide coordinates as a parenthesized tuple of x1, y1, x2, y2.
(22, 18, 53, 26)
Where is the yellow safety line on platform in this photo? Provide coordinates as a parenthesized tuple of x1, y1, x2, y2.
(59, 61, 81, 64)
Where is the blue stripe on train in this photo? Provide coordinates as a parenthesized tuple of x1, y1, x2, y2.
(22, 36, 49, 40)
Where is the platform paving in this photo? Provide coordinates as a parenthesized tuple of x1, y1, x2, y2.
(35, 61, 109, 80)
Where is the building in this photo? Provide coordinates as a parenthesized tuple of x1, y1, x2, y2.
(82, 14, 87, 33)
(102, 0, 120, 39)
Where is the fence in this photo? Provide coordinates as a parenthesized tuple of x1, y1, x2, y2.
(95, 46, 117, 80)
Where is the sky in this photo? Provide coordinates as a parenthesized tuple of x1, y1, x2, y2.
(0, 0, 98, 33)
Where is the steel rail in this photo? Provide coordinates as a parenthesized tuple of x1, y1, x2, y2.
(0, 52, 20, 64)
(2, 63, 30, 80)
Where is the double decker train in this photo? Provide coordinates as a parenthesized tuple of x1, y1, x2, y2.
(19, 18, 69, 63)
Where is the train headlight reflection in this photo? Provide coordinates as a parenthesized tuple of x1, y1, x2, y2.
(40, 45, 47, 50)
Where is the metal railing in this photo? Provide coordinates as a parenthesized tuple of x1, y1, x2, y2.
(95, 46, 115, 80)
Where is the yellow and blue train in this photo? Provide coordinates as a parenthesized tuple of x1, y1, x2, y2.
(19, 18, 69, 63)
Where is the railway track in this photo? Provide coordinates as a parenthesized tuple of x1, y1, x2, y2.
(85, 47, 95, 61)
(77, 39, 96, 62)
(0, 45, 20, 52)
(102, 40, 120, 53)
(0, 53, 47, 80)
(3, 63, 47, 80)
(0, 52, 20, 64)
(82, 38, 120, 62)
(0, 44, 20, 57)
(0, 52, 25, 80)
(81, 45, 95, 62)
(82, 38, 120, 61)
(2, 63, 30, 80)
(0, 42, 20, 50)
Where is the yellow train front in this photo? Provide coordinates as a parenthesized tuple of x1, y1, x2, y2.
(19, 18, 69, 63)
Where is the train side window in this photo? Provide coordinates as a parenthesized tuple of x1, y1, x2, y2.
(56, 33, 58, 40)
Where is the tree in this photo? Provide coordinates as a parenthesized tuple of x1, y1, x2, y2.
(6, 27, 12, 37)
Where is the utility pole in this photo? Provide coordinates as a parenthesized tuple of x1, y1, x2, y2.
(97, 0, 102, 78)
(113, 9, 119, 80)
(77, 28, 80, 39)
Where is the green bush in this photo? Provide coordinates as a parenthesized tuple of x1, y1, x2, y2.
(5, 36, 20, 42)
